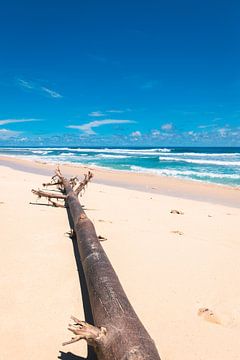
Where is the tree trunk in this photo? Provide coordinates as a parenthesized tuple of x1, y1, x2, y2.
(33, 170, 161, 360)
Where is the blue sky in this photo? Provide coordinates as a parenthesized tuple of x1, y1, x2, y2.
(0, 0, 239, 146)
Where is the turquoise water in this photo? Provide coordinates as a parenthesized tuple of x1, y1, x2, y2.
(0, 146, 240, 187)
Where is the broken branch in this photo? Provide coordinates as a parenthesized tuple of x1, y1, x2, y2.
(48, 199, 66, 208)
(63, 316, 106, 347)
(31, 189, 66, 200)
(43, 180, 63, 187)
(74, 171, 93, 195)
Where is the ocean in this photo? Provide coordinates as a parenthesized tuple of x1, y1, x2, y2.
(0, 146, 240, 187)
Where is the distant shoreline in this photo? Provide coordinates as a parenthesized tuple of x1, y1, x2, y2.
(0, 146, 239, 188)
(0, 155, 239, 208)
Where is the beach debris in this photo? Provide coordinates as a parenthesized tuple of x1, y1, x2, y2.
(31, 167, 161, 360)
(170, 209, 184, 215)
(198, 307, 221, 325)
(171, 230, 184, 235)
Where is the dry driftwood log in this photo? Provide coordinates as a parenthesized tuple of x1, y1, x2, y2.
(32, 168, 161, 360)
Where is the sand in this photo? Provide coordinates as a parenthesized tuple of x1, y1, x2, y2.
(1, 158, 240, 360)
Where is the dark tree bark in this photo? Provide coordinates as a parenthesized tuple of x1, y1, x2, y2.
(32, 169, 161, 360)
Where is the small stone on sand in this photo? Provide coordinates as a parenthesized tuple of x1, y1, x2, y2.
(170, 209, 184, 215)
(171, 230, 184, 235)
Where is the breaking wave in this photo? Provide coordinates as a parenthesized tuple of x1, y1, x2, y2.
(130, 166, 240, 179)
(159, 157, 240, 166)
(1, 146, 240, 187)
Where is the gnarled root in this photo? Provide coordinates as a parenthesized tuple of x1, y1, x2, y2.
(63, 316, 106, 347)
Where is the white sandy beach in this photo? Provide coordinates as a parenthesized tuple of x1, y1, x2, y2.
(1, 158, 240, 359)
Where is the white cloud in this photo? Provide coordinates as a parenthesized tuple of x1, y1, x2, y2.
(88, 111, 105, 117)
(67, 119, 136, 135)
(41, 87, 62, 98)
(18, 78, 34, 89)
(17, 78, 62, 99)
(107, 109, 125, 114)
(217, 127, 228, 137)
(161, 123, 173, 131)
(0, 118, 40, 125)
(198, 124, 216, 129)
(151, 129, 161, 137)
(0, 129, 21, 138)
(88, 110, 127, 117)
(230, 131, 239, 136)
(130, 131, 142, 137)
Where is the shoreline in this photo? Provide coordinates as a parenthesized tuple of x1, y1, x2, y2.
(0, 155, 239, 208)
(2, 153, 240, 190)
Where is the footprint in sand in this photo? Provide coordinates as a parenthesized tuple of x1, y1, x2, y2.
(198, 307, 221, 325)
